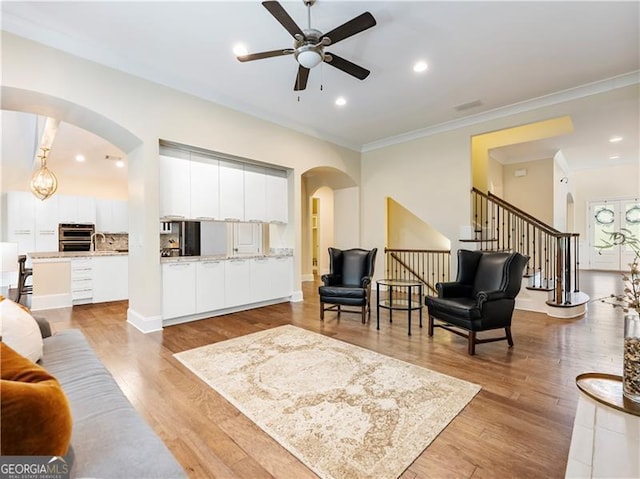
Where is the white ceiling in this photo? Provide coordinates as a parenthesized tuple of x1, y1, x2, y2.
(2, 1, 639, 172)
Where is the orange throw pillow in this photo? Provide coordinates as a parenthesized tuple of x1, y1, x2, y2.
(0, 342, 72, 456)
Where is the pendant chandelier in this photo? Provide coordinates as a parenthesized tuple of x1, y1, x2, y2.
(30, 147, 58, 201)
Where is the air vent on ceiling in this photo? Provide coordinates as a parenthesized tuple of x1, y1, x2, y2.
(454, 99, 483, 112)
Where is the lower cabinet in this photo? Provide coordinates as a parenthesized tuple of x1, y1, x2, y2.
(162, 256, 293, 320)
(196, 260, 225, 313)
(224, 259, 251, 308)
(71, 258, 93, 303)
(162, 262, 196, 319)
(92, 256, 128, 303)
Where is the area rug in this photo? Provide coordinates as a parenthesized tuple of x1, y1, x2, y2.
(174, 325, 480, 479)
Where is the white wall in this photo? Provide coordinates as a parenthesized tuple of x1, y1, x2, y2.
(553, 151, 572, 231)
(1, 32, 361, 330)
(333, 186, 360, 250)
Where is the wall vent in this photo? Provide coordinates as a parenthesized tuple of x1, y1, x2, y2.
(454, 99, 483, 111)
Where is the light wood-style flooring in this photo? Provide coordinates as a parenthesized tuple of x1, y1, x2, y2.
(34, 271, 625, 478)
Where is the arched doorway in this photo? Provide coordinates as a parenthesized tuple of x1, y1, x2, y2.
(300, 167, 358, 281)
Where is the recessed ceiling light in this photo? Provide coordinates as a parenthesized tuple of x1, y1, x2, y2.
(75, 154, 85, 162)
(335, 97, 347, 107)
(115, 160, 125, 168)
(413, 61, 428, 73)
(609, 136, 623, 143)
(233, 43, 248, 56)
(609, 155, 620, 160)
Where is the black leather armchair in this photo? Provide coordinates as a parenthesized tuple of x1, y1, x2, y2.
(425, 250, 529, 355)
(319, 247, 377, 324)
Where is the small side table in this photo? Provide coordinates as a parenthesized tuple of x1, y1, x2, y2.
(376, 279, 423, 335)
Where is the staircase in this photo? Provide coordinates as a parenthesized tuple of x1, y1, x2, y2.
(467, 188, 589, 318)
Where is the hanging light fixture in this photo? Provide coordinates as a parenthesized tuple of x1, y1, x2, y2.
(30, 147, 58, 201)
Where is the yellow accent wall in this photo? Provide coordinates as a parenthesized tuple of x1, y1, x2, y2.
(471, 116, 574, 192)
(386, 197, 450, 250)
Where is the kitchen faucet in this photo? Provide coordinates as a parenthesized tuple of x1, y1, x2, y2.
(90, 232, 106, 252)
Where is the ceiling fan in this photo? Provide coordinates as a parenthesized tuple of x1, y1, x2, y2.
(237, 0, 376, 91)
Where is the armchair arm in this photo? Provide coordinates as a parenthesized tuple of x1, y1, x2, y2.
(321, 274, 342, 286)
(437, 282, 473, 298)
(361, 276, 372, 288)
(476, 290, 508, 307)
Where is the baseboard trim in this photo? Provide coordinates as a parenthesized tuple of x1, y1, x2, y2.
(127, 308, 163, 333)
(30, 293, 72, 311)
(290, 290, 304, 302)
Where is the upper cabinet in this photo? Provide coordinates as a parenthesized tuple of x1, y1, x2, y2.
(266, 169, 288, 224)
(59, 195, 96, 224)
(96, 199, 128, 233)
(158, 148, 289, 224)
(219, 160, 244, 222)
(190, 156, 220, 220)
(244, 164, 266, 222)
(159, 154, 190, 219)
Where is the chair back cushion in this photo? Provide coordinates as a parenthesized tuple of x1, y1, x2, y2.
(456, 250, 483, 285)
(472, 252, 529, 298)
(341, 249, 376, 286)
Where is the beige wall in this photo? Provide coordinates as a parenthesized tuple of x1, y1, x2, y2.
(503, 159, 554, 224)
(312, 187, 334, 275)
(1, 32, 360, 328)
(333, 187, 360, 250)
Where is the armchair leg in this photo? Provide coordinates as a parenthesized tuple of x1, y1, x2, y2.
(320, 302, 324, 320)
(468, 331, 476, 355)
(428, 315, 434, 337)
(361, 305, 366, 324)
(506, 327, 514, 347)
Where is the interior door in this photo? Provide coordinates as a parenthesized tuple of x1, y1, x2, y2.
(621, 200, 640, 269)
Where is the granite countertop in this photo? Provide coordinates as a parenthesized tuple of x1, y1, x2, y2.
(30, 251, 128, 260)
(160, 253, 293, 263)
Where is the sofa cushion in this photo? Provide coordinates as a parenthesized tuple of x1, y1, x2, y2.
(0, 296, 43, 362)
(41, 329, 187, 478)
(0, 342, 72, 456)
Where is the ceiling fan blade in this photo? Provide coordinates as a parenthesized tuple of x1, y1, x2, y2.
(320, 12, 376, 45)
(294, 66, 310, 91)
(262, 1, 304, 39)
(237, 49, 293, 62)
(324, 53, 370, 80)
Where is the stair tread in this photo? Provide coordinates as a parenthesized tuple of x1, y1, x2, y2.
(545, 291, 590, 308)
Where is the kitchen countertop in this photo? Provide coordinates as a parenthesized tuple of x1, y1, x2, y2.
(160, 253, 292, 263)
(29, 251, 128, 260)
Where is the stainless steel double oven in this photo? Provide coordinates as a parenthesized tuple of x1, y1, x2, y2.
(58, 223, 95, 252)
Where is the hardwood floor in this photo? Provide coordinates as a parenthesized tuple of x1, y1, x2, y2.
(34, 271, 626, 478)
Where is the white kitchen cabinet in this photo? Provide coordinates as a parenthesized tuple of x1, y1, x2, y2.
(219, 160, 244, 222)
(162, 261, 196, 319)
(34, 195, 59, 252)
(250, 257, 271, 303)
(58, 195, 96, 224)
(190, 158, 220, 220)
(270, 256, 293, 299)
(224, 258, 251, 308)
(96, 199, 128, 233)
(92, 256, 128, 303)
(7, 191, 35, 257)
(159, 154, 190, 219)
(244, 165, 266, 222)
(196, 260, 225, 313)
(71, 257, 93, 303)
(266, 170, 288, 223)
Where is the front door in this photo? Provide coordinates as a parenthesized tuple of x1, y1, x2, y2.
(589, 199, 640, 270)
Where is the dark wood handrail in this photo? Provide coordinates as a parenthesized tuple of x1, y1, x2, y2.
(385, 247, 450, 254)
(472, 187, 561, 236)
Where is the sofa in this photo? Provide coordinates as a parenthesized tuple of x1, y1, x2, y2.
(2, 307, 186, 478)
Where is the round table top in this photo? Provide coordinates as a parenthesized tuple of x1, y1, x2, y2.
(377, 278, 423, 287)
(576, 373, 640, 417)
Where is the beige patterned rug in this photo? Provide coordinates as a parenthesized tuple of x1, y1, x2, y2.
(174, 325, 480, 479)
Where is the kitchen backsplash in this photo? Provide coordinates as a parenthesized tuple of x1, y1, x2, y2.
(95, 234, 129, 252)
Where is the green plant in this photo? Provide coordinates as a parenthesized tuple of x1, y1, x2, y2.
(598, 228, 640, 314)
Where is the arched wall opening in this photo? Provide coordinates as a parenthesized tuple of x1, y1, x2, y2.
(300, 167, 359, 281)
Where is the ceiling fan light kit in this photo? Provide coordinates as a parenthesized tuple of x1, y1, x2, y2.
(237, 0, 376, 91)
